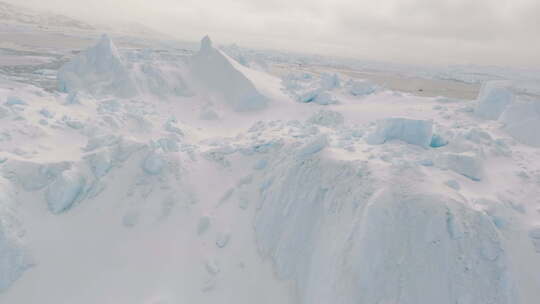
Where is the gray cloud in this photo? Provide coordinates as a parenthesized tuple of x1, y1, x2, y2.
(6, 0, 540, 67)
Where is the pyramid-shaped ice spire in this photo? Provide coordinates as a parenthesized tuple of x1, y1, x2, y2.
(57, 34, 137, 98)
(86, 34, 123, 73)
(200, 35, 213, 53)
(189, 35, 268, 111)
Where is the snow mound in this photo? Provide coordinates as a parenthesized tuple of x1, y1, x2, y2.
(499, 99, 540, 147)
(475, 81, 514, 120)
(57, 34, 138, 98)
(255, 155, 515, 304)
(345, 190, 513, 304)
(188, 36, 268, 111)
(367, 117, 433, 148)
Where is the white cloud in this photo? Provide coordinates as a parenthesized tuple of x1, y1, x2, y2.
(6, 0, 540, 66)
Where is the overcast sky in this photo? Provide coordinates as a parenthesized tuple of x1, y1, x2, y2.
(7, 0, 540, 67)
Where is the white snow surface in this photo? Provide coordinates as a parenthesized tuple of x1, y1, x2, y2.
(0, 34, 540, 304)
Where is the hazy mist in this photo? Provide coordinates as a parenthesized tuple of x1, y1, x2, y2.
(6, 0, 540, 67)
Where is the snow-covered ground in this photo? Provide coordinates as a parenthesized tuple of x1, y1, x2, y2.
(1, 5, 540, 303)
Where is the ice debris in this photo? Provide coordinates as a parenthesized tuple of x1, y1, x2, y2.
(320, 73, 340, 90)
(349, 80, 377, 96)
(296, 135, 328, 158)
(216, 232, 230, 248)
(4, 96, 26, 106)
(298, 89, 337, 105)
(430, 134, 448, 148)
(475, 81, 514, 120)
(439, 152, 483, 181)
(367, 117, 433, 148)
(142, 152, 165, 175)
(308, 109, 344, 127)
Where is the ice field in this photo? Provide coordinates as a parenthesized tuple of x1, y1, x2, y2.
(1, 1, 540, 303)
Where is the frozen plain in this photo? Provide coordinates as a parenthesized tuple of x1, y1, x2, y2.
(1, 3, 540, 304)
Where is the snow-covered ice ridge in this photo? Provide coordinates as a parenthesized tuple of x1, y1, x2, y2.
(0, 35, 540, 304)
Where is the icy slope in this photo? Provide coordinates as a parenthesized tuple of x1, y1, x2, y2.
(255, 153, 516, 304)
